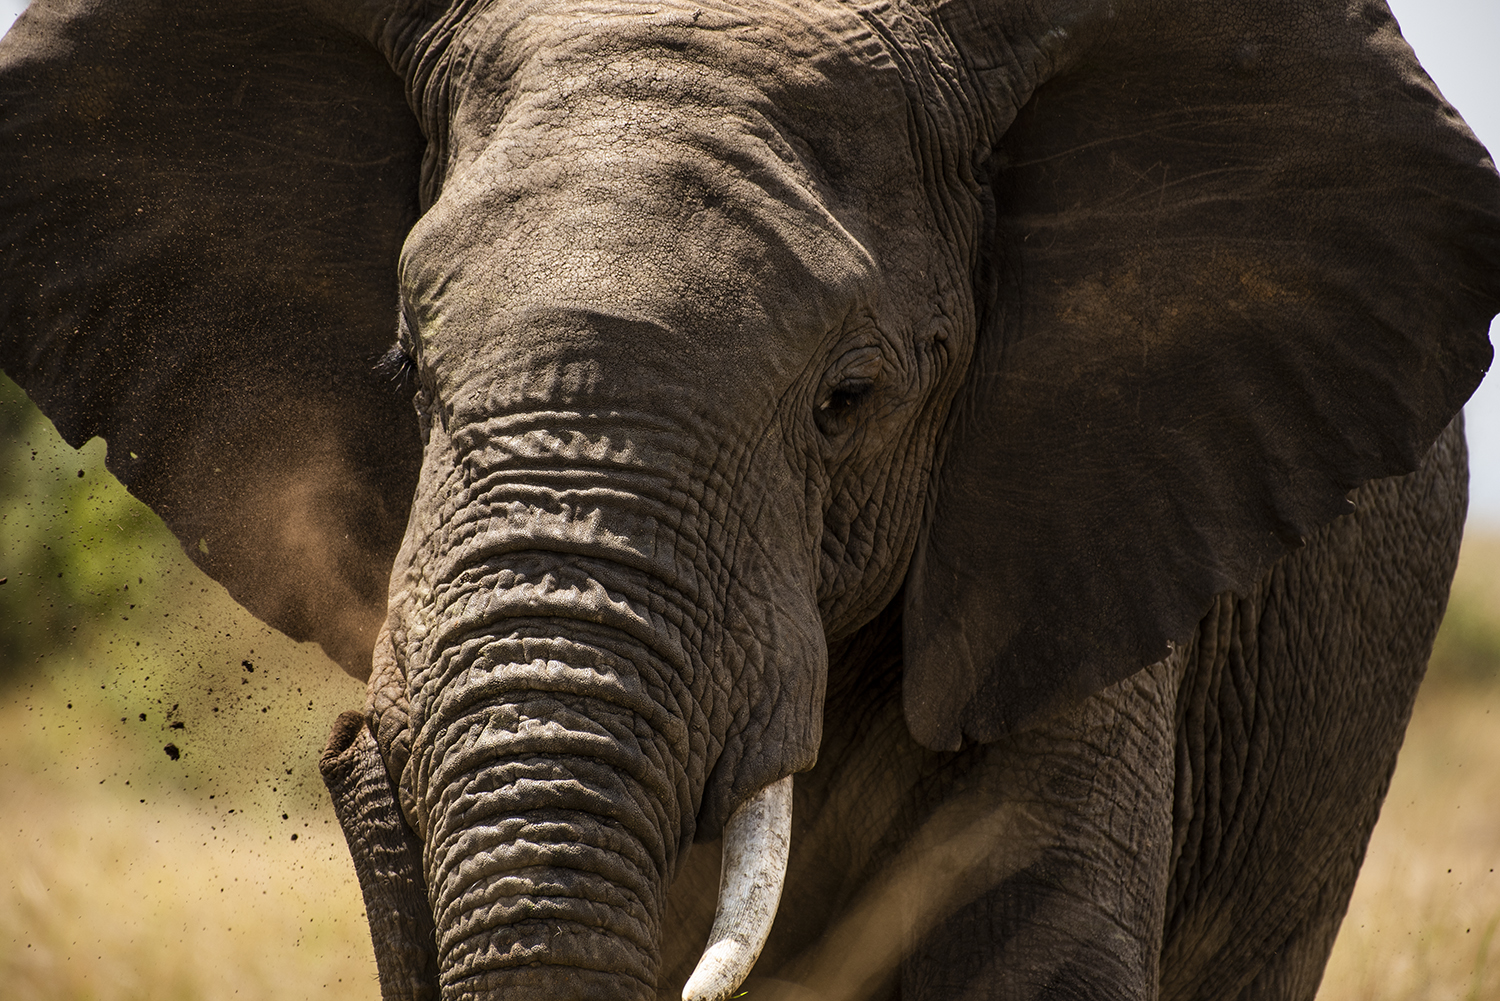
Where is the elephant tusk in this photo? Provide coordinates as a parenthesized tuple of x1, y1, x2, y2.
(682, 775, 794, 1001)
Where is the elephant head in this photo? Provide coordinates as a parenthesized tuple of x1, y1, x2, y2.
(2, 1, 1497, 999)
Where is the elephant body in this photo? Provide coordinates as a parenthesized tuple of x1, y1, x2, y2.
(653, 418, 1467, 1001)
(3, 1, 1499, 999)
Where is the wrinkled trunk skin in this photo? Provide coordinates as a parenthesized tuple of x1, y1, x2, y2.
(392, 471, 703, 1000)
(416, 635, 683, 1000)
(363, 384, 821, 1001)
(363, 8, 858, 994)
(426, 681, 678, 996)
(335, 607, 699, 1001)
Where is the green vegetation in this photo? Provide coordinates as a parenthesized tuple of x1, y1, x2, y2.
(0, 374, 170, 683)
(1, 373, 376, 1000)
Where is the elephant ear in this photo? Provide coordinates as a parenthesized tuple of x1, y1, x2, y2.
(903, 0, 1500, 749)
(0, 0, 424, 676)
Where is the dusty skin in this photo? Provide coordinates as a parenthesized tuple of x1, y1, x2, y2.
(3, 0, 1499, 994)
(6, 382, 1500, 1001)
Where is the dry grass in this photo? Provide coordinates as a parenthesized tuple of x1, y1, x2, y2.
(10, 582, 1500, 1001)
(1318, 685, 1500, 1001)
(1318, 532, 1500, 1001)
(2, 429, 378, 999)
(3, 756, 377, 1001)
(0, 597, 379, 1001)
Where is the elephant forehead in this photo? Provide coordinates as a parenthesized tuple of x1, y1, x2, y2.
(402, 135, 882, 366)
(398, 1, 954, 337)
(443, 0, 912, 147)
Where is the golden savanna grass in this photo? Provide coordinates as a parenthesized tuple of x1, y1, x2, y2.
(2, 377, 378, 1001)
(1317, 534, 1500, 1001)
(4, 375, 1500, 999)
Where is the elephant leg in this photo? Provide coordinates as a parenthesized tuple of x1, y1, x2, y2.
(1218, 898, 1351, 1001)
(895, 655, 1184, 1001)
(668, 606, 1185, 1001)
(1158, 418, 1468, 1001)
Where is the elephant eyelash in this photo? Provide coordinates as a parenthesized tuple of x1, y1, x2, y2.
(375, 342, 420, 393)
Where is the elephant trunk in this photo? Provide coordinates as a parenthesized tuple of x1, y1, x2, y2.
(326, 681, 795, 1001)
(373, 391, 826, 997)
(410, 624, 689, 1001)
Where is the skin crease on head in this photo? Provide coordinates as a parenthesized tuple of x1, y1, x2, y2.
(304, 1, 1500, 995)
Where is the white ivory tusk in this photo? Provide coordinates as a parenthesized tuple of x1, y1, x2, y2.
(681, 775, 794, 1001)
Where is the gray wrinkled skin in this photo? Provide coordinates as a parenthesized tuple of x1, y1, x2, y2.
(3, 0, 1499, 999)
(370, 6, 980, 995)
(358, 3, 1481, 995)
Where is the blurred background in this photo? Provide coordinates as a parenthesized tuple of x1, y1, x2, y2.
(2, 1, 1499, 999)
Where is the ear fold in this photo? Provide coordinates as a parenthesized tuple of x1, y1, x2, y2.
(0, 1, 424, 675)
(904, 0, 1500, 750)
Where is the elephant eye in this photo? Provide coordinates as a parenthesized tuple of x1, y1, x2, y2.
(823, 378, 874, 413)
(815, 377, 875, 435)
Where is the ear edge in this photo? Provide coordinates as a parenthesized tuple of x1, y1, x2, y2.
(0, 0, 426, 676)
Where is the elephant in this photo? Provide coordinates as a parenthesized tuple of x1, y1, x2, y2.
(3, 0, 1500, 998)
